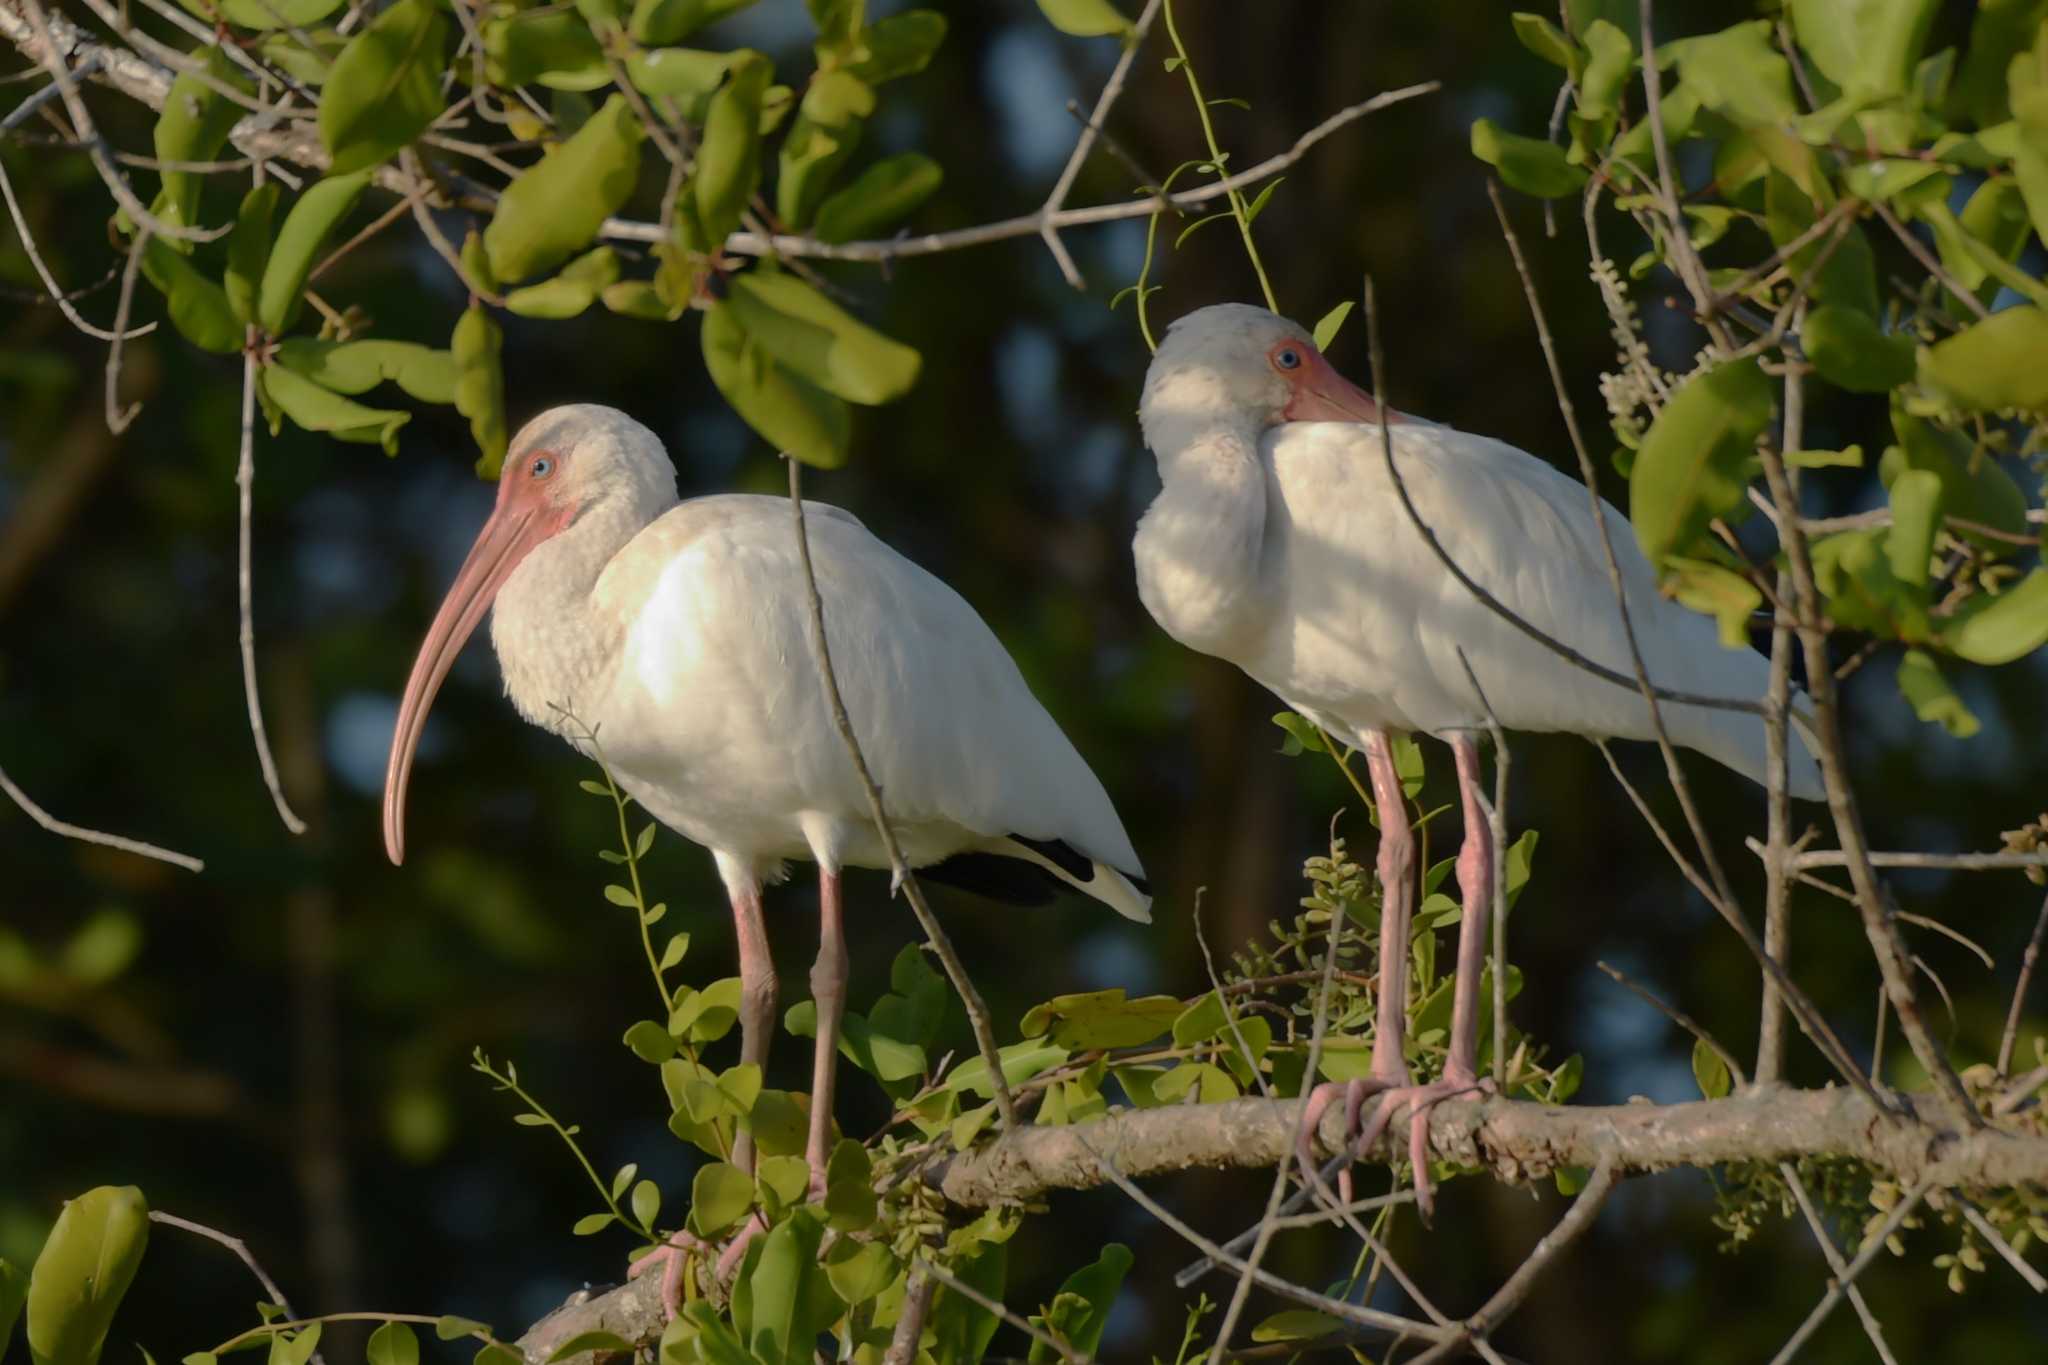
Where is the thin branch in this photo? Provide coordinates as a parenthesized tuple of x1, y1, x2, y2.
(913, 1259, 1088, 1365)
(1758, 356, 1802, 1088)
(0, 757, 203, 872)
(1778, 1165, 1897, 1365)
(1998, 893, 2048, 1078)
(236, 350, 309, 836)
(148, 1211, 313, 1348)
(783, 458, 1014, 1129)
(1594, 960, 1746, 1088)
(1768, 1184, 1930, 1365)
(1037, 0, 1165, 288)
(1958, 1199, 2048, 1294)
(1783, 848, 2048, 873)
(0, 144, 155, 341)
(1872, 201, 1992, 321)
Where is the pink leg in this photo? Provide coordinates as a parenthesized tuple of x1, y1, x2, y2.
(1444, 733, 1493, 1090)
(804, 868, 846, 1201)
(1298, 731, 1416, 1201)
(720, 856, 776, 1177)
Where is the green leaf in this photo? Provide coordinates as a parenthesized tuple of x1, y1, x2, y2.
(486, 96, 645, 286)
(432, 1318, 490, 1342)
(1250, 1310, 1342, 1344)
(1511, 12, 1581, 75)
(1886, 469, 1944, 587)
(601, 281, 676, 321)
(138, 241, 241, 354)
(571, 1212, 614, 1237)
(754, 1157, 811, 1217)
(272, 339, 455, 403)
(1765, 175, 1878, 319)
(267, 1324, 321, 1365)
(1691, 1038, 1731, 1100)
(1469, 118, 1587, 198)
(318, 0, 448, 175)
(365, 1323, 417, 1365)
(1919, 305, 2048, 411)
(1311, 300, 1353, 351)
(1787, 446, 1865, 468)
(695, 56, 772, 247)
(821, 1240, 896, 1305)
(1270, 711, 1326, 755)
(453, 305, 507, 477)
(1956, 0, 2048, 126)
(1790, 0, 1937, 98)
(1666, 21, 1797, 125)
(1938, 568, 2048, 664)
(845, 11, 947, 84)
(543, 1332, 632, 1365)
(1663, 557, 1763, 649)
(470, 1344, 519, 1365)
(943, 1041, 1068, 1097)
(779, 71, 874, 231)
(152, 49, 249, 240)
(1629, 357, 1771, 566)
(629, 0, 758, 46)
(624, 47, 738, 101)
(1803, 305, 1913, 393)
(689, 1163, 754, 1236)
(1843, 157, 1944, 202)
(629, 1180, 661, 1229)
(1577, 20, 1634, 121)
(738, 1211, 839, 1365)
(224, 183, 279, 328)
(1883, 409, 2029, 547)
(610, 1164, 639, 1202)
(669, 977, 743, 1043)
(927, 1242, 1005, 1365)
(1033, 0, 1130, 38)
(1151, 1061, 1237, 1102)
(701, 304, 849, 466)
(1025, 1245, 1130, 1365)
(256, 170, 371, 335)
(1018, 989, 1183, 1050)
(1897, 648, 1981, 737)
(622, 1019, 677, 1063)
(504, 247, 622, 320)
(258, 367, 409, 454)
(1810, 528, 1930, 640)
(483, 11, 607, 91)
(822, 1139, 875, 1231)
(1170, 990, 1227, 1047)
(25, 1187, 149, 1365)
(813, 153, 942, 244)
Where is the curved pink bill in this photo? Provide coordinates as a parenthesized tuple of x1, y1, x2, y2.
(1285, 351, 1405, 425)
(382, 503, 555, 866)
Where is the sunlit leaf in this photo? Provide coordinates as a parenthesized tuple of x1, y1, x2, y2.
(25, 1187, 149, 1365)
(1018, 989, 1183, 1050)
(695, 56, 772, 247)
(138, 241, 241, 354)
(364, 1323, 417, 1365)
(1882, 409, 2029, 548)
(1511, 12, 1581, 76)
(1897, 648, 1981, 737)
(1577, 20, 1634, 120)
(319, 0, 447, 174)
(1691, 1039, 1731, 1099)
(689, 1162, 754, 1235)
(1025, 1245, 1130, 1365)
(453, 304, 508, 476)
(504, 247, 622, 320)
(543, 1333, 631, 1364)
(1886, 469, 1944, 588)
(272, 339, 455, 403)
(738, 1211, 838, 1365)
(258, 366, 409, 454)
(1629, 356, 1770, 566)
(486, 96, 645, 285)
(152, 48, 249, 240)
(1803, 305, 1913, 393)
(700, 302, 850, 468)
(813, 153, 942, 243)
(1919, 305, 2048, 411)
(1311, 300, 1353, 351)
(483, 11, 607, 90)
(1938, 568, 2048, 664)
(822, 1240, 896, 1304)
(224, 184, 278, 328)
(1665, 20, 1797, 125)
(845, 11, 947, 84)
(1250, 1310, 1342, 1344)
(1470, 118, 1587, 197)
(629, 0, 757, 46)
(1789, 0, 1937, 98)
(1034, 0, 1130, 38)
(723, 272, 920, 404)
(624, 47, 737, 100)
(256, 170, 371, 335)
(1663, 557, 1763, 648)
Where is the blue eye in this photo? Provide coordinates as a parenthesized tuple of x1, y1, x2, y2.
(530, 456, 554, 479)
(1275, 348, 1301, 371)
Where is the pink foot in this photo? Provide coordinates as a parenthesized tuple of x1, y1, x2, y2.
(713, 1211, 769, 1284)
(628, 1230, 713, 1320)
(1300, 1069, 1490, 1220)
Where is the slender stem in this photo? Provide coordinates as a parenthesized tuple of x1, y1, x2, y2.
(1757, 355, 1802, 1088)
(0, 756, 202, 871)
(236, 349, 309, 835)
(1998, 892, 2048, 1078)
(1160, 0, 1279, 312)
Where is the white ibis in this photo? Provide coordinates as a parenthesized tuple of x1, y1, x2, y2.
(383, 404, 1150, 1292)
(1133, 303, 1821, 1210)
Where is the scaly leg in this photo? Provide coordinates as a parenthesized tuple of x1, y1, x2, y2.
(804, 867, 846, 1201)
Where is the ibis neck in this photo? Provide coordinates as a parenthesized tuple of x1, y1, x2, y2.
(1132, 418, 1272, 657)
(489, 492, 667, 740)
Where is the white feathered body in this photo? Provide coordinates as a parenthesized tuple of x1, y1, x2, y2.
(489, 489, 1149, 916)
(1135, 418, 1822, 798)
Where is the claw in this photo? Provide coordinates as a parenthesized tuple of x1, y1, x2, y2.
(627, 1229, 714, 1321)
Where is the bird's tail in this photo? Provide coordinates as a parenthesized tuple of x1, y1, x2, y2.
(993, 836, 1153, 922)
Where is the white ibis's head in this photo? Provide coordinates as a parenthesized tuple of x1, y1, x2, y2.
(382, 404, 675, 865)
(1139, 303, 1390, 457)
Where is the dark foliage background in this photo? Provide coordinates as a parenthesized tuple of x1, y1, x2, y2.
(5, 2, 2046, 1359)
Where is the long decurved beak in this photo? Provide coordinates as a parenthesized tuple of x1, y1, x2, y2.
(382, 505, 552, 865)
(1285, 353, 1398, 425)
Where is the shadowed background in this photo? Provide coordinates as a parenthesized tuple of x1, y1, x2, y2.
(5, 1, 2047, 1360)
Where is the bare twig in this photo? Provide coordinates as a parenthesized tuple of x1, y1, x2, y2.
(1757, 358, 1802, 1088)
(1958, 1199, 2048, 1294)
(913, 1259, 1088, 1365)
(1998, 893, 2048, 1078)
(1037, 0, 1165, 288)
(104, 223, 149, 433)
(1872, 201, 1992, 321)
(784, 458, 1014, 1129)
(0, 146, 155, 341)
(235, 351, 309, 836)
(1778, 1164, 1897, 1364)
(1769, 1184, 1930, 1365)
(1781, 848, 2048, 873)
(0, 757, 203, 872)
(1595, 960, 1746, 1088)
(148, 1211, 313, 1350)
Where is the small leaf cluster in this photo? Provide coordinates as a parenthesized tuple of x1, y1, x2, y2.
(1484, 3, 2048, 732)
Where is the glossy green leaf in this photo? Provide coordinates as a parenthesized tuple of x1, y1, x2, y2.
(139, 241, 242, 354)
(272, 339, 455, 403)
(845, 10, 947, 83)
(1666, 21, 1797, 125)
(688, 1163, 754, 1236)
(319, 0, 447, 174)
(1025, 1245, 1130, 1365)
(1310, 300, 1354, 351)
(1034, 0, 1130, 38)
(1018, 989, 1182, 1050)
(1577, 20, 1634, 121)
(1939, 569, 2048, 664)
(1886, 469, 1944, 587)
(152, 49, 249, 239)
(259, 367, 409, 454)
(482, 12, 606, 91)
(453, 305, 507, 477)
(1691, 1038, 1731, 1100)
(821, 1240, 895, 1306)
(628, 1179, 661, 1230)
(364, 1323, 417, 1365)
(737, 1211, 838, 1365)
(503, 247, 622, 320)
(25, 1187, 148, 1365)
(669, 977, 743, 1043)
(1790, 0, 1937, 97)
(813, 152, 941, 243)
(224, 183, 278, 328)
(1663, 557, 1763, 649)
(700, 302, 850, 468)
(621, 1019, 676, 1063)
(568, 1212, 613, 1236)
(777, 72, 873, 229)
(1629, 357, 1771, 566)
(1511, 13, 1581, 75)
(256, 170, 370, 335)
(695, 56, 771, 248)
(1470, 118, 1587, 197)
(943, 1041, 1068, 1097)
(1919, 305, 2048, 411)
(724, 272, 919, 404)
(1883, 409, 2029, 546)
(1803, 305, 1913, 393)
(624, 47, 736, 102)
(1843, 157, 1944, 202)
(486, 96, 645, 285)
(1250, 1310, 1342, 1344)
(1897, 649, 1981, 737)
